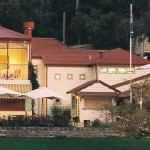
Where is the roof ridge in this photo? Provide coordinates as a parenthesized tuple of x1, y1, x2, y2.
(67, 79, 120, 94)
(113, 73, 150, 88)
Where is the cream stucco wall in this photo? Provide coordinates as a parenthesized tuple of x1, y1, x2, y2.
(98, 66, 150, 85)
(30, 61, 96, 115)
(47, 66, 96, 107)
(31, 60, 150, 118)
(79, 98, 112, 123)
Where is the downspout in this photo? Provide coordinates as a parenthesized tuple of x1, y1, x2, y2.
(95, 64, 99, 81)
(46, 65, 48, 87)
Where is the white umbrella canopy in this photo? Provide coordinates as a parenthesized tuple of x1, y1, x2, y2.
(136, 64, 150, 70)
(0, 86, 22, 96)
(24, 87, 64, 99)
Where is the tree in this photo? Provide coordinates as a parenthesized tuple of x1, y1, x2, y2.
(111, 78, 150, 138)
(115, 106, 150, 138)
(29, 63, 39, 116)
(29, 63, 39, 90)
(0, 0, 150, 49)
(0, 0, 24, 31)
(132, 78, 150, 109)
(70, 11, 87, 45)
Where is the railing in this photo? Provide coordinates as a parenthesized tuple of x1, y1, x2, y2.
(0, 64, 28, 80)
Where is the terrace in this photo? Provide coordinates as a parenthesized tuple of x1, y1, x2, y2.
(0, 42, 29, 80)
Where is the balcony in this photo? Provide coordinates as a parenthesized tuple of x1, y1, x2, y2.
(0, 64, 28, 80)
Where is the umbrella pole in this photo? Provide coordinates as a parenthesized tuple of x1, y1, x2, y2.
(41, 98, 43, 116)
(46, 98, 48, 117)
(38, 99, 40, 116)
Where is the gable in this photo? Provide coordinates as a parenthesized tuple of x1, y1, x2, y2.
(81, 82, 116, 92)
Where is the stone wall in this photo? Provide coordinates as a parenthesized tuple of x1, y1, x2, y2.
(0, 127, 125, 137)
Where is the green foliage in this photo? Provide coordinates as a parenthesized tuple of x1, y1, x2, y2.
(132, 78, 150, 109)
(113, 106, 150, 138)
(29, 62, 39, 90)
(91, 119, 112, 128)
(91, 119, 101, 127)
(0, 116, 53, 127)
(110, 79, 150, 138)
(29, 62, 39, 116)
(0, 107, 71, 127)
(51, 106, 71, 127)
(0, 1, 150, 49)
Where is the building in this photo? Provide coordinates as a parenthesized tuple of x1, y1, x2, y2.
(135, 36, 150, 59)
(0, 22, 149, 125)
(0, 25, 32, 117)
(31, 36, 150, 123)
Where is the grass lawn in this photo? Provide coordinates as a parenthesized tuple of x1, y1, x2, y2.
(0, 137, 150, 150)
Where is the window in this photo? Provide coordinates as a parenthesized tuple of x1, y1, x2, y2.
(79, 74, 86, 80)
(54, 73, 61, 80)
(108, 68, 116, 73)
(99, 67, 107, 73)
(72, 96, 76, 109)
(118, 68, 126, 73)
(55, 99, 60, 103)
(84, 99, 110, 109)
(67, 74, 73, 80)
(0, 99, 25, 111)
(126, 68, 135, 73)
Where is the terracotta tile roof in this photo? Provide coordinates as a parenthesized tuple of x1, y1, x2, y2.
(31, 42, 149, 66)
(113, 73, 150, 88)
(41, 50, 104, 66)
(80, 92, 118, 97)
(67, 79, 120, 94)
(31, 38, 69, 50)
(31, 39, 108, 66)
(42, 54, 94, 66)
(95, 48, 150, 65)
(67, 74, 150, 97)
(0, 26, 30, 41)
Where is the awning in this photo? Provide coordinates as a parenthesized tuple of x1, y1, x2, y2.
(0, 84, 32, 93)
(0, 84, 32, 99)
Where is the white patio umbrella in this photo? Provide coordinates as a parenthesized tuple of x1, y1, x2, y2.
(24, 87, 64, 99)
(24, 87, 64, 116)
(136, 64, 150, 70)
(0, 86, 22, 97)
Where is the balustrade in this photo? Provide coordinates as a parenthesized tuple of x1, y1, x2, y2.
(0, 64, 28, 80)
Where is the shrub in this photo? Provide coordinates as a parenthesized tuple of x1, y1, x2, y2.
(0, 116, 53, 127)
(91, 119, 111, 128)
(112, 105, 150, 138)
(91, 119, 101, 127)
(51, 106, 71, 127)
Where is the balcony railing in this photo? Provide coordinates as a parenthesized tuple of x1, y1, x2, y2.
(0, 64, 28, 80)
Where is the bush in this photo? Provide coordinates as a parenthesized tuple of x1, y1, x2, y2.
(0, 107, 71, 127)
(0, 116, 53, 127)
(51, 106, 71, 127)
(112, 105, 150, 138)
(91, 119, 101, 127)
(91, 119, 111, 128)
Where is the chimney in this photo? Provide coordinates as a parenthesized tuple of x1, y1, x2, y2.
(23, 21, 34, 37)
